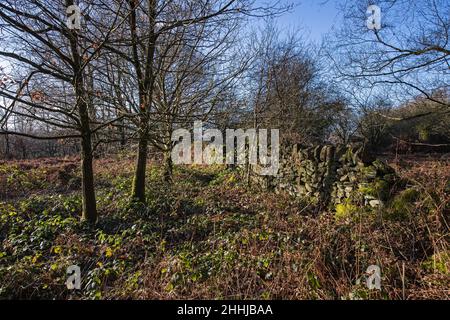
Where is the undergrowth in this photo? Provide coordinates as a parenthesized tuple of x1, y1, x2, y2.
(0, 157, 448, 299)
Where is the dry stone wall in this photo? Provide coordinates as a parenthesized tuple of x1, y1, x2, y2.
(249, 144, 397, 210)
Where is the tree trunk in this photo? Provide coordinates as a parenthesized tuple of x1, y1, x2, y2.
(129, 0, 157, 203)
(119, 118, 126, 149)
(66, 0, 98, 223)
(162, 149, 173, 183)
(80, 129, 97, 223)
(21, 139, 27, 159)
(5, 133, 10, 159)
(78, 86, 98, 223)
(132, 121, 148, 202)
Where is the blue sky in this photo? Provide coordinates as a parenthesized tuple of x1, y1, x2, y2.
(256, 0, 342, 42)
(0, 1, 341, 71)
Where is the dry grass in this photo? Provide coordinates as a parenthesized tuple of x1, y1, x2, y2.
(0, 155, 448, 299)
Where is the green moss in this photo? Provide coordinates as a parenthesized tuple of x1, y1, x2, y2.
(372, 160, 394, 175)
(418, 126, 430, 142)
(358, 179, 390, 200)
(358, 183, 371, 194)
(392, 188, 420, 210)
(385, 187, 421, 220)
(361, 166, 377, 179)
(422, 251, 449, 274)
(335, 200, 357, 220)
(374, 179, 390, 199)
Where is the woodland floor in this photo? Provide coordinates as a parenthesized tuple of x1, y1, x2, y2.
(0, 153, 449, 299)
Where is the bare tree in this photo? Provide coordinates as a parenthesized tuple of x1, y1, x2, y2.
(149, 11, 251, 182)
(0, 0, 126, 223)
(246, 24, 346, 145)
(329, 0, 449, 117)
(105, 0, 291, 201)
